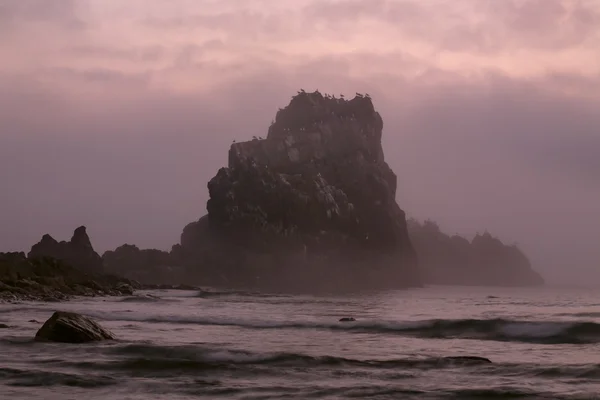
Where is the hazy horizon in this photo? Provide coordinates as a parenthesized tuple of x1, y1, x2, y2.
(1, 0, 599, 285)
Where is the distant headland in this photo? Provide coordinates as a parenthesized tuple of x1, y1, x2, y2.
(1, 90, 544, 300)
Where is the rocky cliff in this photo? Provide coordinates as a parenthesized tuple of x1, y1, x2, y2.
(102, 244, 186, 284)
(180, 91, 420, 292)
(407, 219, 544, 286)
(29, 226, 104, 273)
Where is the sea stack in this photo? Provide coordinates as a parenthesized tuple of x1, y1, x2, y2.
(180, 90, 421, 292)
(28, 226, 104, 273)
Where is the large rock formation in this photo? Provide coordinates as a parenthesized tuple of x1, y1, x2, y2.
(180, 91, 421, 292)
(407, 219, 544, 286)
(29, 226, 103, 273)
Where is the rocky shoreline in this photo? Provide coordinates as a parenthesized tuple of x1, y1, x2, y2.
(0, 226, 141, 303)
(0, 252, 138, 303)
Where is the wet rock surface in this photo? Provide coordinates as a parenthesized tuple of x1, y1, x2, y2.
(35, 311, 115, 343)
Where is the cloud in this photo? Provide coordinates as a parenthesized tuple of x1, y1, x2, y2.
(141, 0, 600, 55)
(63, 44, 165, 62)
(0, 0, 85, 30)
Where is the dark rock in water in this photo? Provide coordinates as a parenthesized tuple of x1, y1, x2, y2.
(0, 323, 9, 328)
(442, 356, 492, 365)
(115, 282, 134, 295)
(29, 320, 39, 323)
(35, 311, 115, 343)
(29, 226, 104, 273)
(339, 317, 356, 322)
(180, 91, 421, 292)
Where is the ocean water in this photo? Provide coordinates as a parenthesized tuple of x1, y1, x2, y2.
(1, 285, 600, 399)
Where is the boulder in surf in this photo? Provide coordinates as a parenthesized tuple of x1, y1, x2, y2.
(35, 311, 115, 343)
(339, 317, 356, 322)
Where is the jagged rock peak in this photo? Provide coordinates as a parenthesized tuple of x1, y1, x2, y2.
(267, 90, 380, 140)
(71, 226, 92, 248)
(28, 226, 104, 273)
(40, 234, 58, 244)
(228, 90, 389, 194)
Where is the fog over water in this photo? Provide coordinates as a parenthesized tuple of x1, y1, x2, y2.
(1, 0, 599, 285)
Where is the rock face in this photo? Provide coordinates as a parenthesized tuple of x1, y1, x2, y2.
(408, 219, 544, 286)
(180, 91, 420, 292)
(102, 244, 184, 284)
(29, 226, 103, 273)
(35, 311, 115, 343)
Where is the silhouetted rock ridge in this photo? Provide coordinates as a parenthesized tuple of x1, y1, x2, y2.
(29, 226, 103, 273)
(102, 244, 184, 284)
(408, 219, 544, 286)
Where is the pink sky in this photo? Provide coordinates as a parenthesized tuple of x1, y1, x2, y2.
(1, 0, 599, 285)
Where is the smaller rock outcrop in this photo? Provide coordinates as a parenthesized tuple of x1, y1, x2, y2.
(102, 244, 184, 284)
(407, 219, 544, 286)
(0, 252, 138, 302)
(29, 226, 103, 273)
(339, 317, 356, 322)
(35, 311, 115, 343)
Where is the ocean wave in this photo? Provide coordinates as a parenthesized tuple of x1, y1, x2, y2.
(62, 343, 600, 380)
(85, 311, 600, 345)
(89, 343, 494, 372)
(119, 295, 164, 303)
(0, 367, 117, 388)
(195, 290, 292, 299)
(571, 312, 600, 318)
(0, 306, 45, 314)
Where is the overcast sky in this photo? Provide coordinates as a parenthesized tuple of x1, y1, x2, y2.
(1, 0, 599, 285)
